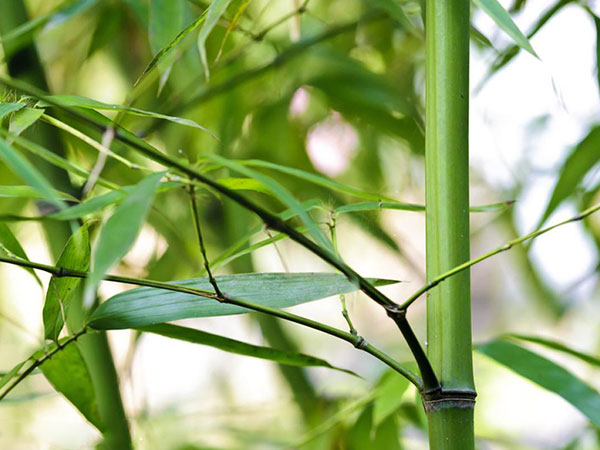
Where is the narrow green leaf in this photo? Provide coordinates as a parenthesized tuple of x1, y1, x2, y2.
(50, 191, 125, 220)
(217, 177, 272, 195)
(477, 339, 600, 427)
(593, 13, 600, 97)
(0, 361, 27, 391)
(368, 0, 414, 32)
(89, 272, 399, 329)
(197, 0, 232, 80)
(0, 185, 77, 201)
(0, 137, 67, 210)
(473, 0, 537, 57)
(241, 159, 401, 202)
(141, 323, 358, 376)
(0, 129, 116, 190)
(209, 155, 334, 253)
(537, 127, 600, 227)
(41, 95, 217, 139)
(373, 371, 410, 426)
(8, 107, 45, 140)
(0, 222, 42, 286)
(37, 340, 103, 431)
(149, 0, 185, 91)
(136, 9, 209, 86)
(509, 334, 600, 368)
(0, 102, 25, 120)
(43, 224, 91, 341)
(84, 172, 164, 307)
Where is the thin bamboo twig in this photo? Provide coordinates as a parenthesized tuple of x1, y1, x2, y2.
(0, 328, 88, 401)
(188, 186, 223, 297)
(401, 202, 600, 310)
(0, 74, 438, 392)
(0, 254, 422, 389)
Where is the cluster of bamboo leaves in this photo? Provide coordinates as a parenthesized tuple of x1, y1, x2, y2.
(0, 0, 599, 447)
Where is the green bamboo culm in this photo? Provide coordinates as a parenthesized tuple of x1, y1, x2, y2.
(425, 0, 476, 448)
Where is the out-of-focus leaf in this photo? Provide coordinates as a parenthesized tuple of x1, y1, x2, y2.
(141, 323, 359, 376)
(373, 371, 410, 426)
(36, 340, 103, 431)
(368, 0, 414, 32)
(0, 0, 97, 58)
(214, 0, 249, 63)
(348, 403, 401, 450)
(149, 0, 185, 91)
(537, 127, 600, 228)
(509, 335, 600, 367)
(50, 182, 179, 221)
(84, 172, 164, 307)
(477, 339, 600, 427)
(197, 0, 232, 80)
(242, 159, 398, 202)
(50, 191, 125, 220)
(89, 272, 399, 329)
(0, 361, 26, 391)
(473, 0, 537, 57)
(217, 177, 271, 195)
(43, 224, 91, 341)
(208, 155, 334, 253)
(8, 107, 45, 140)
(0, 185, 77, 201)
(591, 12, 600, 97)
(0, 102, 25, 119)
(136, 9, 209, 86)
(471, 25, 496, 50)
(41, 95, 216, 139)
(0, 222, 42, 285)
(0, 137, 66, 209)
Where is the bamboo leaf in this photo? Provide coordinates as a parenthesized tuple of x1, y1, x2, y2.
(473, 0, 537, 57)
(537, 127, 600, 228)
(373, 371, 410, 426)
(41, 95, 217, 139)
(197, 0, 232, 80)
(217, 177, 272, 195)
(367, 0, 414, 33)
(43, 224, 91, 341)
(241, 159, 402, 202)
(476, 339, 600, 427)
(0, 222, 42, 286)
(0, 102, 25, 120)
(140, 323, 359, 376)
(149, 0, 185, 91)
(89, 272, 398, 329)
(8, 107, 45, 140)
(0, 185, 77, 201)
(36, 340, 103, 431)
(0, 137, 66, 209)
(50, 191, 126, 220)
(84, 172, 164, 307)
(0, 361, 27, 391)
(136, 9, 209, 86)
(509, 334, 600, 368)
(209, 155, 334, 252)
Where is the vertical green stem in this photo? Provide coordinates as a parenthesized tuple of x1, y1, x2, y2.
(425, 0, 476, 448)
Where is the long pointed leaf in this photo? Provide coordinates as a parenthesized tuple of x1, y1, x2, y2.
(89, 272, 398, 329)
(477, 339, 600, 427)
(43, 224, 91, 341)
(84, 172, 164, 307)
(473, 0, 537, 57)
(141, 323, 358, 376)
(197, 0, 232, 80)
(0, 222, 42, 286)
(210, 155, 334, 253)
(509, 334, 600, 368)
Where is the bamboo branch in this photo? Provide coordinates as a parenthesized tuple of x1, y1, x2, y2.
(0, 328, 88, 401)
(400, 202, 600, 310)
(0, 74, 438, 392)
(0, 254, 423, 389)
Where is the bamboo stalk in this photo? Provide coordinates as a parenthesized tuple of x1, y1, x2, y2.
(424, 0, 476, 447)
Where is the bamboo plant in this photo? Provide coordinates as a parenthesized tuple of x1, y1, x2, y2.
(0, 0, 599, 448)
